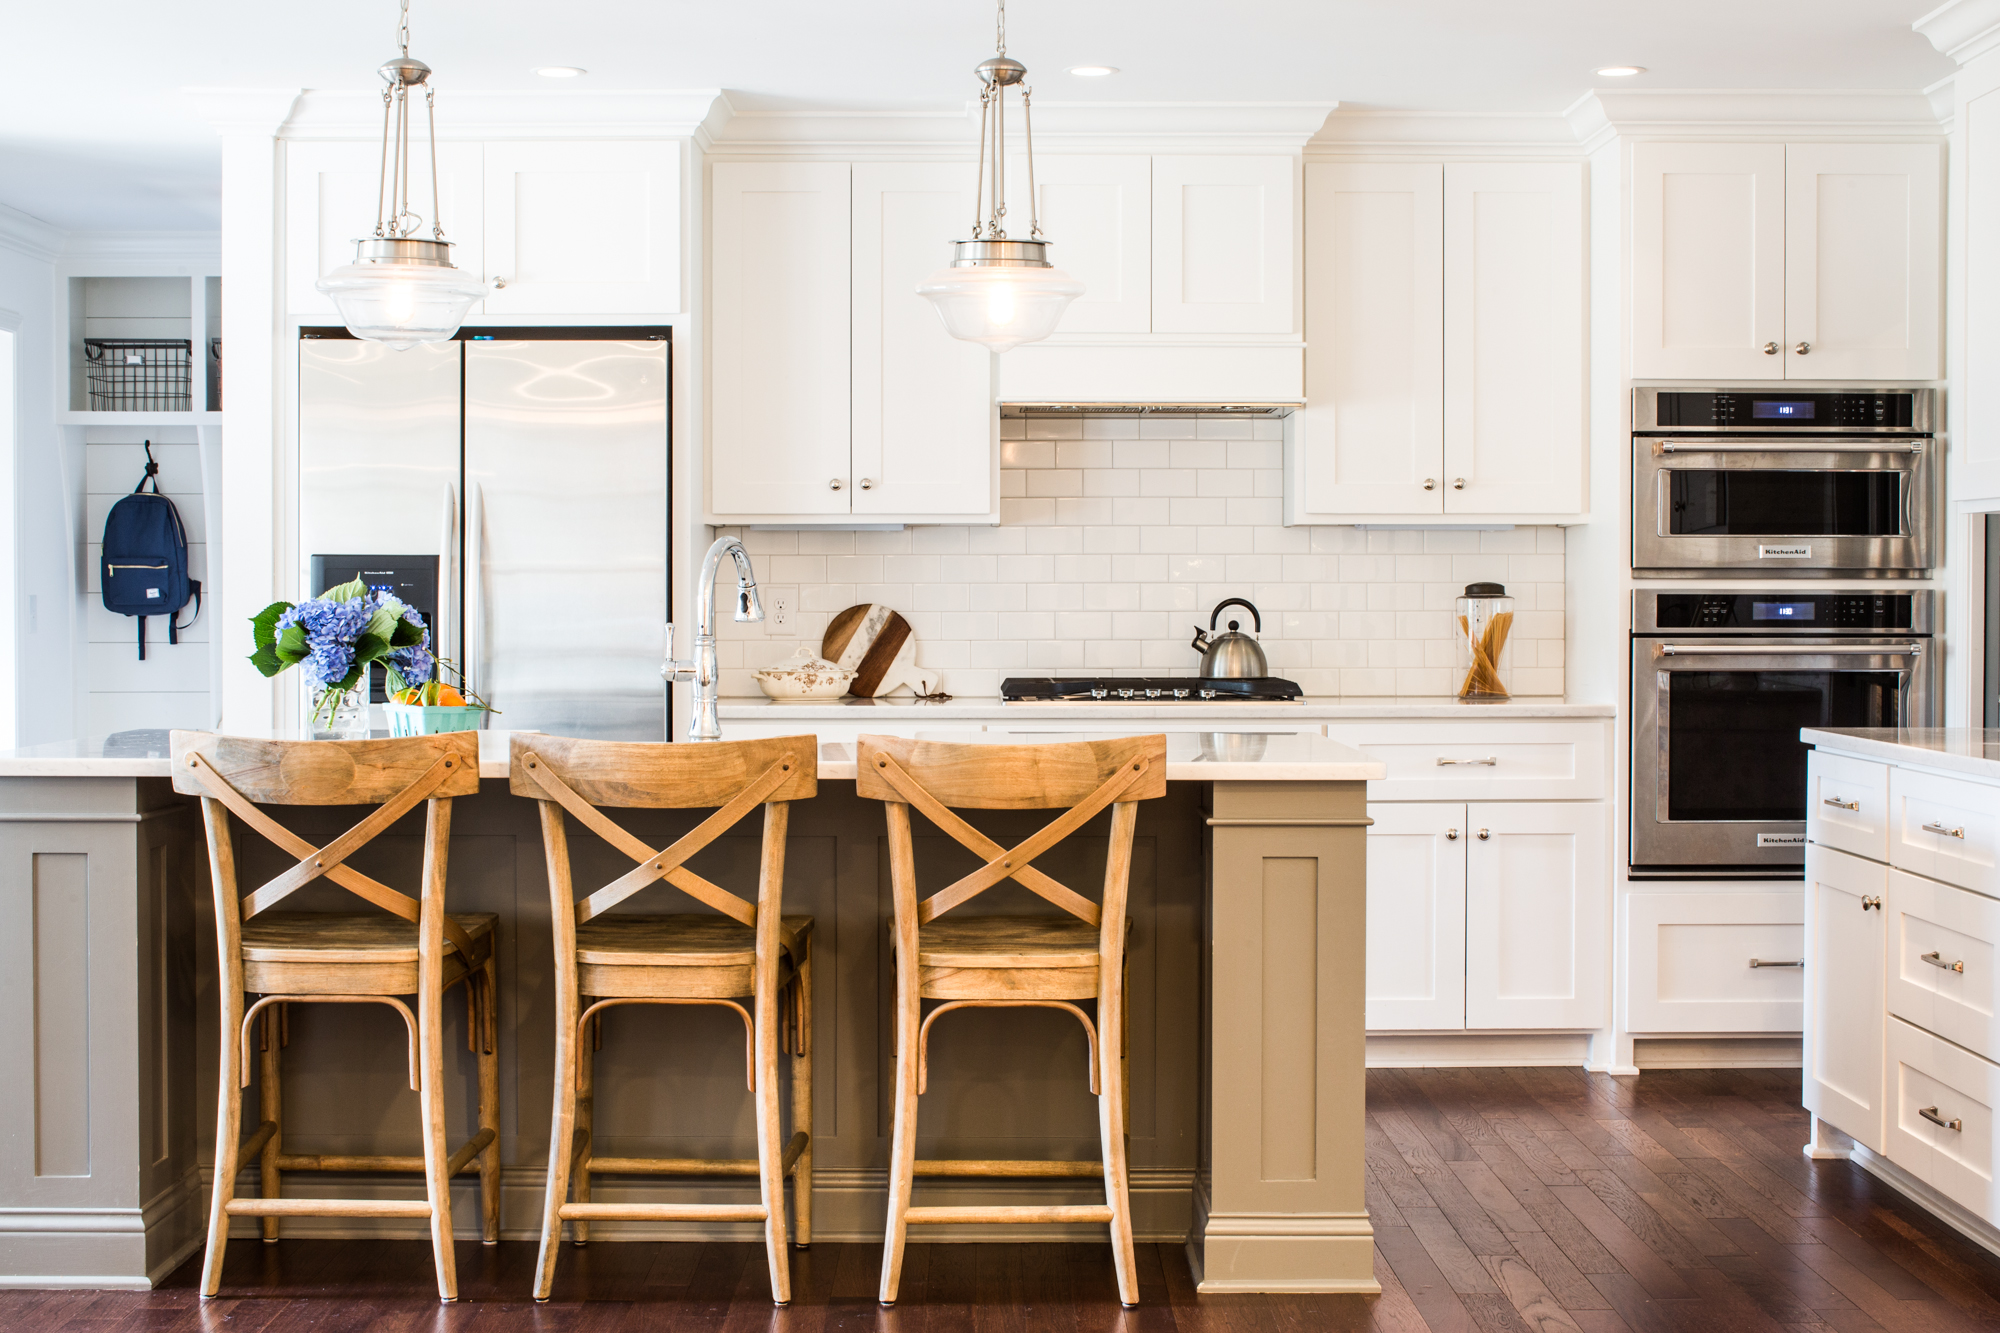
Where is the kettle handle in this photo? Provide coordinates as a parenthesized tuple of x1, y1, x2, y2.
(1210, 597, 1261, 632)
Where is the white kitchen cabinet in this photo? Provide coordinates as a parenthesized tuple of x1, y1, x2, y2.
(1464, 800, 1607, 1029)
(1889, 766, 2000, 899)
(1630, 142, 1786, 381)
(1887, 867, 2000, 1063)
(851, 164, 994, 517)
(1625, 892, 1804, 1034)
(1297, 163, 1444, 516)
(1364, 804, 1467, 1031)
(1032, 156, 1152, 334)
(1784, 143, 1941, 381)
(482, 141, 682, 315)
(1886, 1016, 2000, 1220)
(284, 139, 484, 317)
(1807, 750, 1891, 864)
(1804, 842, 1887, 1153)
(709, 161, 853, 517)
(1442, 162, 1585, 515)
(1292, 160, 1585, 524)
(1151, 156, 1296, 334)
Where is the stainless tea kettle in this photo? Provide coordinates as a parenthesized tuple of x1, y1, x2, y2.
(1190, 597, 1269, 678)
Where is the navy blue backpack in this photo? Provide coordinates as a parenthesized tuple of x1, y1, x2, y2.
(101, 441, 199, 660)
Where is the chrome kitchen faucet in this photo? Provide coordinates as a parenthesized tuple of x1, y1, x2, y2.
(664, 536, 764, 741)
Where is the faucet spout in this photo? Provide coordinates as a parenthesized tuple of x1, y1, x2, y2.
(666, 537, 762, 742)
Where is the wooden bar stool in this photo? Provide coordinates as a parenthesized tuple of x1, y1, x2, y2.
(513, 734, 817, 1305)
(171, 731, 498, 1303)
(856, 733, 1167, 1308)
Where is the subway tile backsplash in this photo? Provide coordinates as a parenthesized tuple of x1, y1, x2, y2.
(715, 416, 1565, 700)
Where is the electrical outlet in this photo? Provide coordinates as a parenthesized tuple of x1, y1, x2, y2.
(764, 586, 798, 636)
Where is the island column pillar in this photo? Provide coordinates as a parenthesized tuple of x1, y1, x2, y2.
(1195, 778, 1376, 1294)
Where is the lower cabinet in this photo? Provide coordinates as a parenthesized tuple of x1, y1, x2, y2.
(1365, 799, 1607, 1032)
(1886, 1016, 2000, 1218)
(1625, 892, 1805, 1034)
(1805, 841, 1887, 1153)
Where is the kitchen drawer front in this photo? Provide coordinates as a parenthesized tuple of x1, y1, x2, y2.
(1886, 1016, 2000, 1223)
(985, 720, 1323, 739)
(1626, 892, 1804, 1034)
(1888, 868, 2000, 1060)
(1889, 768, 2000, 896)
(1330, 721, 1607, 802)
(1807, 751, 1890, 863)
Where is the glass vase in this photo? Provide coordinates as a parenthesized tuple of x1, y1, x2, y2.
(311, 686, 369, 740)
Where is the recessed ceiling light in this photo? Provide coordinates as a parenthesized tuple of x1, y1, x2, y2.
(1596, 65, 1646, 77)
(535, 66, 587, 78)
(1067, 65, 1119, 77)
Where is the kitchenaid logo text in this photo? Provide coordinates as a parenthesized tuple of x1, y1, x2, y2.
(1757, 833, 1807, 847)
(1758, 545, 1812, 559)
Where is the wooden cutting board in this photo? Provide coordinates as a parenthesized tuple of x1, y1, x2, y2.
(823, 604, 939, 698)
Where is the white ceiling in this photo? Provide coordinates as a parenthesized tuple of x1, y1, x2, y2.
(0, 0, 1955, 233)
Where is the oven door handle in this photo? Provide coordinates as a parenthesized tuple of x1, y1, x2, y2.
(1654, 441, 1925, 454)
(1656, 642, 1923, 658)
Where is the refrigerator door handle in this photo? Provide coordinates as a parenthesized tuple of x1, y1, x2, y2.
(438, 481, 457, 671)
(467, 481, 484, 702)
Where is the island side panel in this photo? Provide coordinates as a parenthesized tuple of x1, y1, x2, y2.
(1198, 779, 1376, 1294)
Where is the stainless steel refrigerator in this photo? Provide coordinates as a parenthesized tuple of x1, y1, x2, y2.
(298, 330, 670, 739)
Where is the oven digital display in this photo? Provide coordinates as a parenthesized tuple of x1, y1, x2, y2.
(1751, 400, 1816, 420)
(1752, 601, 1816, 621)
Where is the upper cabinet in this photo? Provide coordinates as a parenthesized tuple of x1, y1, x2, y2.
(285, 139, 683, 319)
(1151, 155, 1296, 334)
(1630, 141, 1941, 381)
(1029, 155, 1151, 334)
(707, 160, 994, 524)
(1290, 159, 1585, 524)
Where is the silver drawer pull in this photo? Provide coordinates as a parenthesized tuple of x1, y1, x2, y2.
(1822, 797, 1859, 811)
(1921, 951, 1966, 974)
(1436, 757, 1498, 767)
(1749, 958, 1804, 968)
(1922, 822, 1967, 839)
(1919, 1106, 1964, 1132)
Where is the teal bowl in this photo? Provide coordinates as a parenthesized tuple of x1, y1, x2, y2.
(384, 703, 486, 735)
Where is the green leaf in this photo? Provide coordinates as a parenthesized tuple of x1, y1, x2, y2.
(389, 616, 425, 648)
(249, 601, 293, 651)
(322, 576, 368, 604)
(385, 665, 410, 696)
(363, 605, 401, 645)
(352, 631, 390, 666)
(247, 645, 287, 678)
(276, 624, 310, 664)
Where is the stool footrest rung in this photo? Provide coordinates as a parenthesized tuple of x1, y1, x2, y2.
(559, 1202, 768, 1222)
(226, 1197, 432, 1218)
(446, 1128, 497, 1178)
(237, 1120, 276, 1163)
(580, 1132, 812, 1180)
(914, 1158, 1103, 1178)
(905, 1205, 1114, 1224)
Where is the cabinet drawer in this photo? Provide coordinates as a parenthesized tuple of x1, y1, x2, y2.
(1888, 868, 2000, 1061)
(1807, 751, 1890, 863)
(1330, 721, 1606, 801)
(1886, 1016, 2000, 1222)
(1890, 768, 2000, 896)
(1626, 892, 1804, 1034)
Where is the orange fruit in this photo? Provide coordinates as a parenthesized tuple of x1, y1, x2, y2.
(436, 684, 465, 706)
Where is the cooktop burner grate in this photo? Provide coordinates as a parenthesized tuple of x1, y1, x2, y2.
(1000, 676, 1305, 702)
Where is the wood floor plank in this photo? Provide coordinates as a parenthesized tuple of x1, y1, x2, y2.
(1482, 1252, 1590, 1333)
(1503, 1232, 1613, 1311)
(1576, 1170, 1715, 1271)
(1490, 1117, 1587, 1189)
(1596, 1158, 1745, 1258)
(1550, 1187, 1697, 1300)
(1377, 1222, 1482, 1333)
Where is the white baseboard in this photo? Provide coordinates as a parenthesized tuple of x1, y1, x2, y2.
(1635, 1037, 1802, 1069)
(1365, 1033, 1592, 1067)
(1851, 1145, 2000, 1262)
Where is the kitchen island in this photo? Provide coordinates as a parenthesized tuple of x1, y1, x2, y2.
(0, 729, 1382, 1295)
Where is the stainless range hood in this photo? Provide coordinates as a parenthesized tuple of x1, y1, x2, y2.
(1000, 402, 1298, 419)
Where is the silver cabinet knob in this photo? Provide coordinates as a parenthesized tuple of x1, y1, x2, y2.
(1477, 828, 1490, 841)
(859, 478, 873, 490)
(830, 478, 844, 491)
(493, 277, 509, 289)
(1423, 478, 1436, 491)
(1446, 828, 1459, 841)
(1796, 341, 1812, 355)
(1862, 895, 1883, 911)
(1452, 478, 1465, 491)
(1763, 341, 1779, 355)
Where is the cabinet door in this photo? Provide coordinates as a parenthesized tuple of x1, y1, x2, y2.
(1804, 843, 1887, 1153)
(1442, 162, 1585, 516)
(1625, 892, 1804, 1034)
(851, 163, 994, 518)
(1298, 163, 1443, 517)
(1784, 143, 1942, 380)
(284, 139, 482, 317)
(1630, 142, 1786, 380)
(1151, 156, 1295, 333)
(482, 141, 680, 314)
(1364, 804, 1467, 1031)
(709, 162, 851, 517)
(1464, 802, 1607, 1029)
(1031, 156, 1151, 334)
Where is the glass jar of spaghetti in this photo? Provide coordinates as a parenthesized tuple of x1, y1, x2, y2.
(1454, 582, 1514, 703)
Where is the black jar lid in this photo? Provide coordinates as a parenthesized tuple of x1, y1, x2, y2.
(1463, 581, 1507, 597)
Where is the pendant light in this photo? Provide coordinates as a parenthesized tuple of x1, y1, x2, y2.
(916, 0, 1083, 352)
(316, 0, 489, 350)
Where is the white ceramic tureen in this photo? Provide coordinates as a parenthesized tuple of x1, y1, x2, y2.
(753, 645, 857, 702)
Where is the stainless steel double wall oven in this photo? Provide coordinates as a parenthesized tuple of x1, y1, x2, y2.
(1629, 388, 1939, 876)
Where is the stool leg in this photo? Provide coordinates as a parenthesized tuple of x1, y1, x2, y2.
(571, 1012, 594, 1245)
(1098, 988, 1138, 1307)
(418, 983, 460, 1300)
(476, 960, 501, 1244)
(755, 971, 792, 1304)
(199, 984, 245, 1297)
(878, 977, 920, 1305)
(258, 1005, 283, 1243)
(790, 946, 813, 1248)
(533, 982, 579, 1300)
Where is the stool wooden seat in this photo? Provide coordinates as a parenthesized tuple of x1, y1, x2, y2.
(856, 733, 1167, 1308)
(171, 731, 497, 1304)
(513, 734, 818, 1306)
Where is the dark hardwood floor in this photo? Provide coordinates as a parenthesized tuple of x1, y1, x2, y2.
(9, 1067, 2000, 1330)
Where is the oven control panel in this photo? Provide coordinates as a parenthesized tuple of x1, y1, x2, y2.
(1652, 392, 1915, 428)
(1651, 592, 1916, 630)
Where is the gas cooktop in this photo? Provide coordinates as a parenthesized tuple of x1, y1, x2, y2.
(1000, 676, 1305, 703)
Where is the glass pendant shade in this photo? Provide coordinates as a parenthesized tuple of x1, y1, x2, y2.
(917, 260, 1082, 352)
(318, 240, 488, 351)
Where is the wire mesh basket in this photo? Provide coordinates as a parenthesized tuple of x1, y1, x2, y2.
(83, 338, 192, 411)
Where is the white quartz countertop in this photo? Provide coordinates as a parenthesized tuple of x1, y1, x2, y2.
(0, 729, 1385, 783)
(1804, 728, 2000, 782)
(718, 695, 1613, 720)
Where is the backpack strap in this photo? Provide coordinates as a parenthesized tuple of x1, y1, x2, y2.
(134, 440, 160, 495)
(172, 580, 201, 644)
(137, 616, 146, 662)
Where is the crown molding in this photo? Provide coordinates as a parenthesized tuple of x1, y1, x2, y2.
(274, 88, 730, 143)
(56, 233, 221, 275)
(1916, 0, 2000, 64)
(708, 100, 1337, 158)
(1306, 109, 1581, 159)
(0, 202, 61, 263)
(184, 88, 305, 136)
(1565, 88, 1945, 152)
